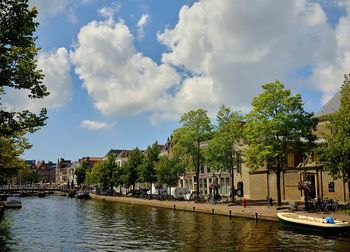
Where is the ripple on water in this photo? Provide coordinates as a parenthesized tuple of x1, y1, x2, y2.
(2, 196, 350, 251)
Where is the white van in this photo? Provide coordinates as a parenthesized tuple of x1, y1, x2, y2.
(147, 183, 168, 196)
(170, 187, 187, 200)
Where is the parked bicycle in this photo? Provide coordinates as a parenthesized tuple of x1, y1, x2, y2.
(306, 198, 339, 213)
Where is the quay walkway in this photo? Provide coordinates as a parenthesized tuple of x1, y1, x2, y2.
(90, 194, 350, 222)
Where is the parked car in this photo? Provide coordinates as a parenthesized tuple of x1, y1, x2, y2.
(134, 189, 148, 198)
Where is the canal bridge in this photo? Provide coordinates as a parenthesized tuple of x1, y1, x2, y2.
(0, 185, 67, 194)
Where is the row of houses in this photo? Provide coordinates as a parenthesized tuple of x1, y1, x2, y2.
(22, 91, 349, 203)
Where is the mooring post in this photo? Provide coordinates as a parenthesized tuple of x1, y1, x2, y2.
(255, 213, 258, 220)
(174, 205, 176, 211)
(229, 210, 232, 220)
(211, 209, 214, 215)
(193, 206, 195, 212)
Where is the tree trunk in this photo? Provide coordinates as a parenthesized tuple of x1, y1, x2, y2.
(231, 165, 235, 203)
(196, 140, 200, 199)
(276, 168, 282, 206)
(348, 181, 350, 203)
(196, 163, 200, 199)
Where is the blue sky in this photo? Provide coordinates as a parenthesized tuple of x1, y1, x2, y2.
(5, 0, 349, 162)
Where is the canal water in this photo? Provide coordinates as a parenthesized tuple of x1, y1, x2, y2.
(1, 196, 350, 251)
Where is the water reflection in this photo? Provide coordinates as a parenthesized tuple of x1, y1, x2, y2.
(1, 197, 350, 251)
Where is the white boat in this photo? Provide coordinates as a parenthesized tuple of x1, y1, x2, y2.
(277, 212, 350, 233)
(5, 196, 22, 208)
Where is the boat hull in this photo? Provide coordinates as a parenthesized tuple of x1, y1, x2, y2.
(75, 192, 91, 199)
(277, 212, 350, 234)
(5, 203, 22, 209)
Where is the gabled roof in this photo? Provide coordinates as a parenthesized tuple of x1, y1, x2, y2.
(105, 149, 124, 157)
(118, 150, 132, 158)
(315, 91, 341, 118)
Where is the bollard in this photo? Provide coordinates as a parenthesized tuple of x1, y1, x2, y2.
(229, 210, 232, 220)
(255, 213, 258, 220)
(212, 209, 214, 215)
(193, 206, 195, 212)
(174, 205, 176, 211)
(243, 197, 247, 208)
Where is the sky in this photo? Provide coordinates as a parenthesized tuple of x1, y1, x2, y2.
(3, 0, 350, 162)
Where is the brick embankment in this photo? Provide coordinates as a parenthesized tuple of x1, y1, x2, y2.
(90, 194, 350, 222)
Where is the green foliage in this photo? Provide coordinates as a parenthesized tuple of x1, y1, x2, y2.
(155, 156, 185, 187)
(86, 154, 117, 190)
(138, 142, 160, 185)
(0, 133, 30, 181)
(318, 74, 350, 183)
(99, 154, 118, 190)
(206, 105, 243, 202)
(75, 161, 89, 187)
(0, 0, 49, 180)
(121, 148, 143, 189)
(18, 168, 39, 184)
(207, 105, 243, 171)
(86, 162, 102, 185)
(0, 0, 49, 137)
(244, 81, 318, 205)
(172, 108, 212, 194)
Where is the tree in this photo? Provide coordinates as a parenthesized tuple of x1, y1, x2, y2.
(155, 156, 185, 187)
(318, 74, 350, 201)
(1, 0, 49, 137)
(138, 142, 160, 195)
(112, 163, 125, 194)
(99, 154, 118, 191)
(0, 0, 49, 181)
(86, 154, 118, 191)
(75, 161, 89, 188)
(18, 167, 38, 184)
(244, 81, 318, 206)
(0, 132, 30, 182)
(86, 162, 102, 186)
(122, 148, 143, 191)
(206, 105, 243, 203)
(172, 108, 212, 198)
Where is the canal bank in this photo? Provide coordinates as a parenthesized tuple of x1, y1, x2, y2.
(90, 194, 350, 222)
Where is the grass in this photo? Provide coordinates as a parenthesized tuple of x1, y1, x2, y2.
(335, 209, 350, 215)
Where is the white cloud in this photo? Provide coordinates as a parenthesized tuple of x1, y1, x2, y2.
(70, 19, 181, 117)
(306, 2, 350, 104)
(137, 14, 149, 39)
(71, 0, 350, 125)
(80, 120, 115, 130)
(98, 3, 121, 20)
(30, 0, 68, 16)
(157, 0, 345, 113)
(29, 0, 96, 23)
(2, 48, 72, 113)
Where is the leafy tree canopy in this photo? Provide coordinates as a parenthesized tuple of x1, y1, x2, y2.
(207, 105, 243, 171)
(155, 156, 185, 187)
(173, 108, 212, 195)
(138, 142, 160, 185)
(318, 74, 350, 184)
(0, 0, 49, 137)
(121, 148, 143, 189)
(244, 81, 318, 205)
(75, 161, 89, 187)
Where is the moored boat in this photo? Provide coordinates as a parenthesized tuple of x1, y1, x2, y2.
(75, 192, 91, 199)
(5, 196, 22, 209)
(37, 192, 46, 197)
(277, 212, 350, 233)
